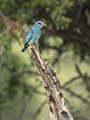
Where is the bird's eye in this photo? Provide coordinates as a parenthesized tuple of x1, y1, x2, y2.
(38, 23, 42, 25)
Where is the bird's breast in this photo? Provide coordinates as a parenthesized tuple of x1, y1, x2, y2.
(35, 31, 41, 37)
(37, 33, 41, 36)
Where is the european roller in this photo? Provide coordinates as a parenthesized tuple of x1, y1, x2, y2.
(21, 21, 47, 52)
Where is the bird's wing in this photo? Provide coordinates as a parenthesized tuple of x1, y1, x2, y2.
(25, 29, 34, 43)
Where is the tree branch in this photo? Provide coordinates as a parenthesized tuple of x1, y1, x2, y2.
(61, 86, 90, 106)
(33, 100, 47, 120)
(17, 84, 41, 120)
(75, 64, 90, 92)
(11, 70, 40, 77)
(62, 76, 80, 87)
(31, 44, 74, 120)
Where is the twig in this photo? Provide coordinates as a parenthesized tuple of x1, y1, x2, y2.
(25, 84, 46, 96)
(75, 64, 90, 92)
(17, 92, 33, 120)
(65, 99, 89, 120)
(61, 86, 90, 106)
(17, 84, 41, 120)
(76, 3, 84, 21)
(0, 9, 5, 19)
(62, 76, 80, 87)
(33, 100, 47, 120)
(11, 70, 40, 77)
(31, 44, 74, 120)
(74, 114, 89, 120)
(0, 45, 4, 69)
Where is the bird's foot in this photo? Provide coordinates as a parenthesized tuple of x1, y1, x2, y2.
(30, 42, 33, 45)
(35, 43, 39, 47)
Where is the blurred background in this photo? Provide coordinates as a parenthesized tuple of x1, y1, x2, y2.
(0, 0, 90, 120)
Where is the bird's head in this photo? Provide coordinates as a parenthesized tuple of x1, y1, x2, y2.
(34, 21, 47, 29)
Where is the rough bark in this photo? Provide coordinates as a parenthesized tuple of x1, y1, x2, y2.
(31, 44, 74, 120)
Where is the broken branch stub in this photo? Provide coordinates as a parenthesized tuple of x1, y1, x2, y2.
(31, 44, 74, 120)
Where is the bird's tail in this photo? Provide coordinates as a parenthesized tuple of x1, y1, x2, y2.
(21, 46, 28, 52)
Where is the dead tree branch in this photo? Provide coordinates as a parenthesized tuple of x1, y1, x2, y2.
(31, 44, 74, 120)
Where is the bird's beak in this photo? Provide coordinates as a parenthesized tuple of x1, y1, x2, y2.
(43, 24, 47, 27)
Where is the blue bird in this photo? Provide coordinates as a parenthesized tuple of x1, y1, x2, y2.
(21, 21, 47, 52)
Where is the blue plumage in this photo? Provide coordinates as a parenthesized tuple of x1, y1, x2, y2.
(21, 21, 47, 52)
